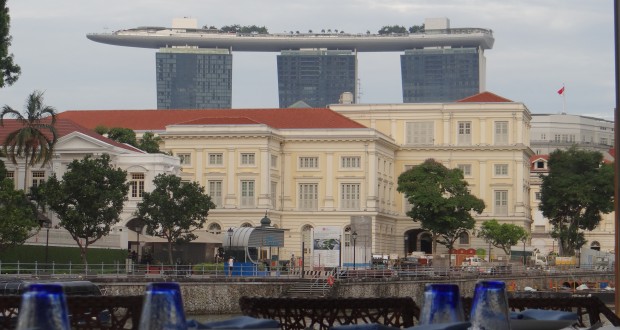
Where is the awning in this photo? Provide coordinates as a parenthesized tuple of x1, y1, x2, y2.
(223, 227, 285, 248)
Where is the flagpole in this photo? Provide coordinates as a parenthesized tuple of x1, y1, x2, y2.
(562, 84, 566, 114)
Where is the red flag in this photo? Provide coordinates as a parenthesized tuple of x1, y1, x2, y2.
(557, 86, 565, 95)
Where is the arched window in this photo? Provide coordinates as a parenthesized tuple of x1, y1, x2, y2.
(459, 232, 470, 245)
(241, 222, 253, 228)
(344, 225, 352, 247)
(590, 241, 601, 251)
(207, 223, 221, 234)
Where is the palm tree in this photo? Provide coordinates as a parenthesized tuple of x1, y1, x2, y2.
(0, 91, 57, 190)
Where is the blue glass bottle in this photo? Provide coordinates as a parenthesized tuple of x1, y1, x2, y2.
(470, 280, 511, 330)
(138, 282, 188, 330)
(419, 283, 465, 325)
(16, 283, 71, 330)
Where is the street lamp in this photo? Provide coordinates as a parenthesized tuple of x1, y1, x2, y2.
(43, 220, 52, 268)
(522, 238, 527, 266)
(227, 227, 234, 257)
(352, 231, 358, 270)
(135, 224, 144, 263)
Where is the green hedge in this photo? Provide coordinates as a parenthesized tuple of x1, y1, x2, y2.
(0, 245, 127, 264)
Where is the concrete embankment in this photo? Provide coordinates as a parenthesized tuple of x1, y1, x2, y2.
(94, 272, 614, 315)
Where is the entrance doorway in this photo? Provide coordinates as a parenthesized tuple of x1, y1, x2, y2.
(403, 229, 432, 255)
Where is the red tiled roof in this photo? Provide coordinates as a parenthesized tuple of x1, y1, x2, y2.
(0, 118, 142, 153)
(58, 108, 367, 131)
(456, 91, 513, 103)
(529, 155, 549, 162)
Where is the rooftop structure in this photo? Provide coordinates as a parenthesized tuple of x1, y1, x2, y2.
(87, 17, 494, 107)
(87, 23, 494, 52)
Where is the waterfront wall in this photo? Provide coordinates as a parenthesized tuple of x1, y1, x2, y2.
(97, 273, 614, 315)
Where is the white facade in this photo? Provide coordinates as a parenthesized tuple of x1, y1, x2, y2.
(3, 129, 180, 250)
(530, 113, 614, 155)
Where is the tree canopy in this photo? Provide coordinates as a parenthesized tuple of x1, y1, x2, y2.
(476, 219, 527, 256)
(137, 132, 162, 153)
(378, 25, 407, 35)
(35, 154, 129, 263)
(0, 159, 39, 251)
(409, 24, 425, 33)
(397, 159, 485, 266)
(107, 127, 137, 147)
(0, 0, 20, 88)
(218, 24, 268, 34)
(0, 91, 57, 189)
(135, 174, 215, 264)
(539, 146, 614, 256)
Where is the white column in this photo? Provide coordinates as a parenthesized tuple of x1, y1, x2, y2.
(366, 148, 378, 210)
(324, 153, 335, 210)
(282, 152, 294, 210)
(224, 147, 236, 208)
(479, 160, 487, 203)
(479, 118, 487, 145)
(514, 158, 525, 217)
(258, 147, 271, 208)
(195, 149, 204, 186)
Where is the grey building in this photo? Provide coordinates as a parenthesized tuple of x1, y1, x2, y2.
(530, 113, 614, 155)
(277, 50, 357, 108)
(400, 47, 484, 103)
(156, 48, 232, 109)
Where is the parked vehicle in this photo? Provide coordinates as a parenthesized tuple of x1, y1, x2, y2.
(461, 256, 486, 267)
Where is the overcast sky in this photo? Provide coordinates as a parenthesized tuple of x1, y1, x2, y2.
(0, 1, 615, 119)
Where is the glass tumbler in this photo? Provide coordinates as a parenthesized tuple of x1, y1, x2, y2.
(138, 282, 188, 330)
(469, 280, 511, 330)
(16, 283, 71, 330)
(419, 283, 465, 325)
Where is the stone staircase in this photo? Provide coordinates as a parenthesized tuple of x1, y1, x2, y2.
(283, 278, 332, 297)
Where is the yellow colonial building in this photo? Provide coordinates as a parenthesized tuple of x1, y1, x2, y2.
(58, 91, 534, 266)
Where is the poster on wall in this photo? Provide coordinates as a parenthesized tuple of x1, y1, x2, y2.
(312, 226, 341, 268)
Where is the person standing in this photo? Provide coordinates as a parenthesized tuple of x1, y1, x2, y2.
(290, 254, 296, 272)
(227, 257, 234, 277)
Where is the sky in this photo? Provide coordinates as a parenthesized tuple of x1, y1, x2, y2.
(0, 1, 616, 119)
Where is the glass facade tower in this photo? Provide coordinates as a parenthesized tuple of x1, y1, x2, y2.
(277, 50, 357, 108)
(156, 48, 232, 109)
(401, 47, 485, 103)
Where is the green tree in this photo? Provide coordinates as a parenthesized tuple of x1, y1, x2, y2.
(0, 159, 39, 251)
(0, 179, 39, 251)
(0, 90, 57, 190)
(0, 0, 21, 88)
(378, 25, 407, 35)
(409, 24, 425, 33)
(539, 146, 614, 256)
(107, 127, 137, 147)
(138, 132, 162, 153)
(476, 219, 527, 258)
(94, 125, 109, 135)
(0, 157, 6, 180)
(397, 159, 485, 266)
(36, 154, 128, 263)
(135, 174, 215, 264)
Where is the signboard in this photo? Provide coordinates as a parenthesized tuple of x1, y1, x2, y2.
(312, 226, 341, 268)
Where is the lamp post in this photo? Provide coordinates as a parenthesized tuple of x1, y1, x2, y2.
(522, 238, 526, 266)
(227, 227, 234, 257)
(43, 221, 52, 268)
(352, 231, 358, 270)
(135, 224, 143, 263)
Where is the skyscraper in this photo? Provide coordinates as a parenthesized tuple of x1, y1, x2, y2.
(277, 50, 357, 108)
(400, 18, 486, 103)
(156, 48, 232, 109)
(400, 47, 485, 103)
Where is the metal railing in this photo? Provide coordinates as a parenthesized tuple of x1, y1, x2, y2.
(0, 262, 611, 280)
